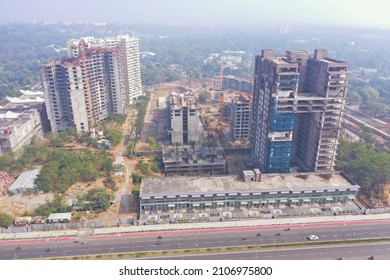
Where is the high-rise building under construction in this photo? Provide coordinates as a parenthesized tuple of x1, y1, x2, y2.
(250, 49, 348, 173)
(41, 35, 142, 132)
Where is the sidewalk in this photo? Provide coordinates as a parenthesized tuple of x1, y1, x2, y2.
(2, 213, 390, 241)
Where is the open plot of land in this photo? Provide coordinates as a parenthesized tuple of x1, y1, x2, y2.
(0, 192, 54, 217)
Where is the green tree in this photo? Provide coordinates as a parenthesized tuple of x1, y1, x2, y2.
(132, 172, 145, 185)
(36, 161, 60, 193)
(151, 156, 163, 173)
(104, 128, 123, 147)
(336, 139, 390, 201)
(136, 159, 151, 175)
(360, 127, 376, 145)
(105, 174, 117, 191)
(101, 158, 114, 176)
(0, 154, 13, 170)
(146, 137, 157, 147)
(84, 188, 115, 211)
(0, 212, 13, 228)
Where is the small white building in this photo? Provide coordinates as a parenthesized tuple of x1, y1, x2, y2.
(47, 212, 72, 223)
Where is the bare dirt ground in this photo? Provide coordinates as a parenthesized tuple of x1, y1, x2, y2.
(0, 192, 54, 217)
(139, 81, 237, 148)
(139, 83, 178, 146)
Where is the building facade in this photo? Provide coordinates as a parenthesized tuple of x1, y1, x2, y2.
(231, 94, 252, 141)
(163, 146, 226, 175)
(41, 35, 142, 133)
(250, 49, 348, 173)
(41, 59, 90, 132)
(67, 35, 143, 105)
(169, 92, 202, 145)
(139, 171, 359, 214)
(0, 108, 43, 156)
(222, 75, 253, 93)
(5, 91, 50, 133)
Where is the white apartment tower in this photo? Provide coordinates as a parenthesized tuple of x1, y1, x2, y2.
(67, 35, 143, 106)
(41, 35, 142, 133)
(170, 92, 201, 145)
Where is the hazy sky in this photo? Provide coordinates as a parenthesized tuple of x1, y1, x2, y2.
(1, 0, 390, 28)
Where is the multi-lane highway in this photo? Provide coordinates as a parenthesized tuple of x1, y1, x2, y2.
(1, 220, 390, 260)
(150, 243, 390, 260)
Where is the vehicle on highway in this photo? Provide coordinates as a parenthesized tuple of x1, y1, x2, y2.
(81, 241, 86, 245)
(256, 233, 261, 236)
(157, 236, 162, 239)
(337, 257, 343, 260)
(156, 241, 161, 245)
(46, 248, 52, 252)
(74, 240, 79, 243)
(275, 233, 281, 236)
(284, 228, 291, 231)
(307, 235, 319, 240)
(368, 256, 375, 260)
(242, 237, 247, 240)
(16, 246, 21, 251)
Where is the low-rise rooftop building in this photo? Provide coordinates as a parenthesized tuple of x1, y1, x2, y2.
(140, 171, 359, 214)
(8, 169, 40, 194)
(163, 146, 226, 175)
(222, 75, 253, 93)
(0, 108, 43, 156)
(47, 212, 72, 223)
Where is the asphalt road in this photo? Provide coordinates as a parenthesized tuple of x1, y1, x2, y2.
(2, 221, 390, 260)
(149, 243, 390, 260)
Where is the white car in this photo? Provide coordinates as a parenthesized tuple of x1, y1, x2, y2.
(307, 235, 319, 240)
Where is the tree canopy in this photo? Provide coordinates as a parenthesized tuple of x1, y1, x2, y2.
(336, 139, 390, 201)
(0, 212, 13, 228)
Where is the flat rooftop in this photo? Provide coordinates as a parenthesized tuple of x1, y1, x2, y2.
(9, 169, 40, 192)
(163, 146, 225, 165)
(0, 109, 37, 129)
(170, 92, 197, 110)
(140, 172, 359, 197)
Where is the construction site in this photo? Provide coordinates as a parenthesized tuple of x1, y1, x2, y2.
(138, 81, 252, 147)
(136, 80, 253, 176)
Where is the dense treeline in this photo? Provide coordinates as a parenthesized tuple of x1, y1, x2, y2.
(4, 23, 390, 100)
(0, 145, 114, 194)
(36, 149, 113, 193)
(348, 86, 390, 117)
(336, 139, 390, 202)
